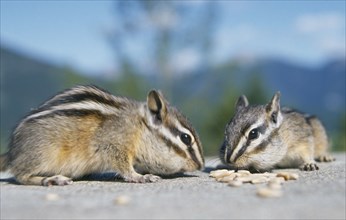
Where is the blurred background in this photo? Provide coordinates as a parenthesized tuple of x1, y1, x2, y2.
(0, 1, 345, 155)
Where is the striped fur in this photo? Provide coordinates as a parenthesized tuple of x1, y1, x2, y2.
(221, 92, 334, 171)
(1, 85, 204, 185)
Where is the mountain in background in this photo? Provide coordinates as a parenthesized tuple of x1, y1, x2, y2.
(1, 46, 345, 154)
(175, 57, 345, 129)
(1, 46, 64, 143)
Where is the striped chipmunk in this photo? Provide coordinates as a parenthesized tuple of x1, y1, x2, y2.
(0, 85, 204, 186)
(220, 91, 335, 172)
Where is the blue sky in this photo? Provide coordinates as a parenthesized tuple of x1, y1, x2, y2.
(1, 1, 345, 75)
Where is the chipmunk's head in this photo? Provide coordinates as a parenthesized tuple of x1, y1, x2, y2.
(138, 90, 204, 175)
(220, 92, 285, 171)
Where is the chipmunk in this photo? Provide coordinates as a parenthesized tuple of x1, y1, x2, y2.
(220, 92, 334, 172)
(0, 85, 204, 186)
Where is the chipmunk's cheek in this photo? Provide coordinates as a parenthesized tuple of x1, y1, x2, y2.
(184, 160, 201, 172)
(233, 155, 250, 169)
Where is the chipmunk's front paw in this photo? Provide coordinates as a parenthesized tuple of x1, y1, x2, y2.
(300, 163, 319, 171)
(42, 175, 73, 186)
(315, 155, 335, 162)
(141, 174, 161, 183)
(124, 174, 161, 183)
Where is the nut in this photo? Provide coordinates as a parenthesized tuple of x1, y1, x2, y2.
(217, 174, 237, 182)
(228, 180, 243, 187)
(210, 169, 299, 198)
(209, 169, 234, 179)
(235, 176, 256, 183)
(114, 195, 131, 206)
(45, 193, 60, 201)
(256, 187, 283, 198)
(236, 170, 251, 176)
(268, 182, 283, 190)
(269, 177, 286, 184)
(250, 177, 268, 184)
(276, 172, 299, 180)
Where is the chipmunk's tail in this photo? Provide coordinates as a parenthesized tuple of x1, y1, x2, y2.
(0, 153, 9, 171)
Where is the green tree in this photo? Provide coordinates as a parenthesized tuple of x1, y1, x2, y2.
(62, 66, 90, 88)
(201, 86, 238, 155)
(333, 113, 346, 151)
(245, 72, 269, 105)
(113, 67, 147, 100)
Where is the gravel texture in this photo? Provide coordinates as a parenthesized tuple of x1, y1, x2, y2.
(1, 153, 345, 219)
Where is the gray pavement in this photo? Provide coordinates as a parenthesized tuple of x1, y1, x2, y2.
(1, 153, 345, 219)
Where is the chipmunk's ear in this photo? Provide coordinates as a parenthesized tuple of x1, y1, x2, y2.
(235, 95, 249, 112)
(266, 91, 281, 124)
(147, 90, 167, 121)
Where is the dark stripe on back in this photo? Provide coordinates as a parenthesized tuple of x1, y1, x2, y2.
(26, 109, 104, 122)
(25, 86, 123, 121)
(304, 115, 316, 126)
(42, 90, 122, 110)
(282, 107, 317, 126)
(282, 107, 305, 115)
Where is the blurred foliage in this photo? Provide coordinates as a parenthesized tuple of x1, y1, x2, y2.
(0, 1, 344, 157)
(0, 135, 7, 154)
(108, 0, 217, 97)
(332, 113, 346, 151)
(246, 73, 270, 105)
(200, 86, 238, 155)
(112, 65, 147, 100)
(62, 67, 91, 88)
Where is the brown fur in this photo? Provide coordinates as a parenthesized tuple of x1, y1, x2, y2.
(1, 86, 204, 185)
(221, 92, 334, 171)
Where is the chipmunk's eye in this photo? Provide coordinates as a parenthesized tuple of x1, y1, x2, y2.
(248, 128, 259, 140)
(180, 133, 192, 146)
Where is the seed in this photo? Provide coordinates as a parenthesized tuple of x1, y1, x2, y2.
(114, 195, 131, 206)
(256, 187, 283, 198)
(251, 177, 268, 184)
(45, 193, 60, 201)
(276, 172, 299, 180)
(261, 172, 278, 178)
(268, 182, 282, 190)
(228, 180, 243, 187)
(210, 169, 299, 198)
(210, 170, 234, 179)
(217, 174, 237, 182)
(209, 169, 228, 176)
(236, 170, 251, 176)
(269, 177, 286, 184)
(235, 176, 260, 183)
